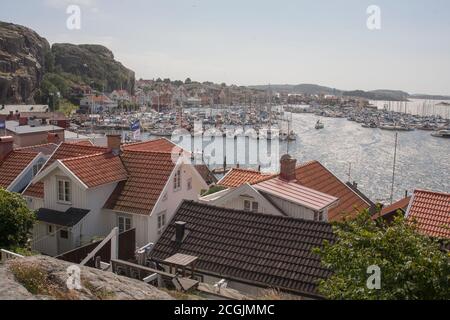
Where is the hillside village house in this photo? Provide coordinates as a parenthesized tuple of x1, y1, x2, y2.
(201, 154, 372, 222)
(80, 94, 118, 113)
(23, 137, 209, 256)
(0, 136, 58, 192)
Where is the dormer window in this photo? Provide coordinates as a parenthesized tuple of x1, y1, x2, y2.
(57, 178, 71, 204)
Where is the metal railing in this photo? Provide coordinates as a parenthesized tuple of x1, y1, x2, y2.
(0, 249, 24, 263)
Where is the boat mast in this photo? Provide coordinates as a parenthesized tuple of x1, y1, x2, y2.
(389, 132, 399, 204)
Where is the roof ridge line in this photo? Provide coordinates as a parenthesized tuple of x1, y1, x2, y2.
(181, 200, 333, 226)
(61, 151, 112, 163)
(413, 189, 450, 197)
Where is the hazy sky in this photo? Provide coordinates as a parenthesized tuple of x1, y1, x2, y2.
(1, 0, 450, 94)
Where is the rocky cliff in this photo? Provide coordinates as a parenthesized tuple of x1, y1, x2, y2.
(0, 21, 51, 104)
(0, 21, 135, 104)
(52, 43, 135, 94)
(0, 256, 173, 300)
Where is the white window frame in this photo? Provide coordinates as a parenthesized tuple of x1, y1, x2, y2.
(173, 169, 182, 192)
(118, 216, 132, 234)
(57, 178, 72, 204)
(187, 177, 193, 191)
(157, 211, 167, 234)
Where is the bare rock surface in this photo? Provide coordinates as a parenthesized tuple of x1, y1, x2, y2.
(0, 256, 173, 300)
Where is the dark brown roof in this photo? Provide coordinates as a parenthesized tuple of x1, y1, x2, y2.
(151, 201, 335, 298)
(104, 150, 177, 215)
(372, 197, 411, 220)
(194, 164, 217, 185)
(295, 161, 370, 221)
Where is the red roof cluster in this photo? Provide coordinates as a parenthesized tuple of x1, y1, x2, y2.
(407, 190, 450, 239)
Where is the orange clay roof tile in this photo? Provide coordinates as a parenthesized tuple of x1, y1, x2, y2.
(218, 168, 276, 188)
(61, 152, 127, 188)
(407, 190, 450, 239)
(0, 150, 38, 189)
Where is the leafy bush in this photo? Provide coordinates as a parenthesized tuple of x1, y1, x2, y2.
(314, 210, 450, 300)
(0, 189, 35, 250)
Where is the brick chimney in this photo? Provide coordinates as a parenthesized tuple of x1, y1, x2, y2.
(0, 136, 14, 162)
(47, 133, 60, 144)
(107, 134, 122, 155)
(279, 154, 297, 182)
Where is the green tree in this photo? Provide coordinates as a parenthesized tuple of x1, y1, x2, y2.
(0, 189, 36, 250)
(185, 78, 192, 84)
(314, 210, 450, 300)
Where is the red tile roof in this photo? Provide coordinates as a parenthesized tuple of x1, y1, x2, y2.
(254, 178, 339, 211)
(104, 150, 177, 215)
(122, 138, 179, 153)
(0, 150, 38, 189)
(218, 168, 276, 188)
(295, 161, 370, 221)
(406, 190, 450, 239)
(61, 152, 128, 188)
(23, 143, 108, 198)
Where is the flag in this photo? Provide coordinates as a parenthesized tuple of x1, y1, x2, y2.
(130, 120, 140, 140)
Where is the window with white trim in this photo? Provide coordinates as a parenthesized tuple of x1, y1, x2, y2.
(157, 211, 167, 234)
(57, 179, 71, 203)
(118, 216, 132, 234)
(187, 178, 193, 191)
(173, 169, 182, 191)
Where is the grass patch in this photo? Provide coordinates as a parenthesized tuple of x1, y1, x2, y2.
(9, 262, 78, 300)
(82, 280, 115, 300)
